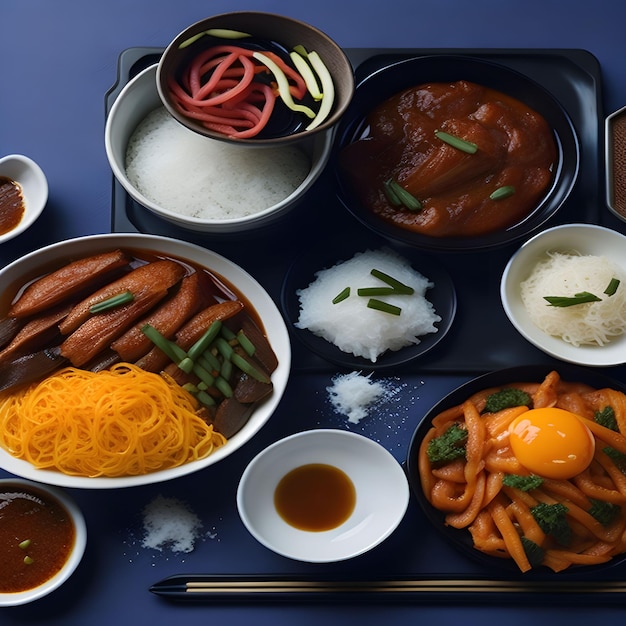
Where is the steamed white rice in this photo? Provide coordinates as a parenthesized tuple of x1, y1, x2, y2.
(125, 107, 310, 220)
(296, 248, 441, 362)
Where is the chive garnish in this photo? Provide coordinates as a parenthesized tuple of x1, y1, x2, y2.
(385, 179, 422, 211)
(544, 292, 602, 307)
(370, 269, 415, 294)
(383, 179, 402, 206)
(435, 130, 478, 154)
(604, 278, 621, 296)
(89, 291, 134, 314)
(357, 287, 397, 297)
(366, 298, 402, 316)
(332, 287, 350, 304)
(490, 185, 516, 200)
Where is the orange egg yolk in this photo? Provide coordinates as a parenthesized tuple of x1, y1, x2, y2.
(508, 407, 595, 480)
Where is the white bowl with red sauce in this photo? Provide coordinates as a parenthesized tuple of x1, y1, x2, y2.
(0, 478, 87, 606)
(0, 154, 48, 244)
(236, 429, 409, 562)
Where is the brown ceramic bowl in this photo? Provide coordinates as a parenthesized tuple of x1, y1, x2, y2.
(156, 12, 354, 146)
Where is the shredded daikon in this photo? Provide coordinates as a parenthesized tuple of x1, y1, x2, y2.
(520, 251, 626, 346)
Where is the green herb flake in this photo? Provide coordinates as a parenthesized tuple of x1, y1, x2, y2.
(332, 287, 350, 304)
(435, 130, 478, 154)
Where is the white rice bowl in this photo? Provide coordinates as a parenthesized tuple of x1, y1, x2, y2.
(295, 249, 441, 362)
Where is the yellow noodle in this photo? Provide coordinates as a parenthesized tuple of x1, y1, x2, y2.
(0, 363, 226, 477)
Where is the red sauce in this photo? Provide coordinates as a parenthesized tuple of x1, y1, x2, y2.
(340, 80, 557, 238)
(0, 176, 25, 235)
(0, 484, 75, 593)
(274, 463, 356, 531)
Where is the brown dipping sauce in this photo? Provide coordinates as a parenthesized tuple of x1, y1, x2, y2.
(274, 463, 356, 531)
(340, 80, 557, 237)
(0, 176, 25, 236)
(0, 484, 75, 593)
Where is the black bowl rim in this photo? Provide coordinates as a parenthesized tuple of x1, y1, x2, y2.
(332, 54, 581, 253)
(280, 232, 457, 371)
(405, 363, 626, 577)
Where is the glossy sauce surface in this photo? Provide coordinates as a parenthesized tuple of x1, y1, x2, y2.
(274, 463, 356, 531)
(0, 176, 25, 235)
(0, 484, 75, 592)
(340, 80, 557, 237)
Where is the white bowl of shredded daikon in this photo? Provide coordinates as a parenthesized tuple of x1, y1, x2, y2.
(501, 223, 626, 366)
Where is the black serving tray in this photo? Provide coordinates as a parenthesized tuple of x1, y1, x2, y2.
(107, 47, 620, 376)
(104, 49, 626, 602)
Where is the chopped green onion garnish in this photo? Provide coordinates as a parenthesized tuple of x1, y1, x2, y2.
(435, 130, 478, 154)
(89, 291, 134, 314)
(604, 278, 621, 296)
(386, 179, 422, 211)
(489, 185, 516, 200)
(187, 321, 222, 361)
(544, 292, 602, 307)
(231, 352, 271, 384)
(357, 287, 397, 297)
(383, 179, 402, 206)
(366, 298, 402, 316)
(24, 556, 34, 565)
(370, 269, 415, 294)
(332, 287, 350, 304)
(18, 539, 31, 550)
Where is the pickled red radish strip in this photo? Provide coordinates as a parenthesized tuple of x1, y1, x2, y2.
(167, 41, 331, 138)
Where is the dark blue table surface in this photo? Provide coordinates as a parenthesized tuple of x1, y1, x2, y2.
(2, 1, 626, 624)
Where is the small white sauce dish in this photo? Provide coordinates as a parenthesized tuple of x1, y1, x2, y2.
(501, 223, 626, 367)
(0, 154, 48, 244)
(236, 429, 409, 563)
(0, 478, 87, 606)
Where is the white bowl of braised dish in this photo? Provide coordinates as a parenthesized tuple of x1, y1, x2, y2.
(333, 55, 579, 252)
(501, 223, 626, 367)
(0, 233, 290, 489)
(0, 478, 87, 606)
(237, 429, 409, 562)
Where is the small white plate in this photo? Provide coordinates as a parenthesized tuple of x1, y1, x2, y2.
(501, 223, 626, 367)
(237, 429, 409, 563)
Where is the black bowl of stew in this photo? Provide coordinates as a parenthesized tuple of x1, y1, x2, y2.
(333, 55, 580, 252)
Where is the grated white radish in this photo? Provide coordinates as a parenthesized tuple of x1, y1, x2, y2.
(141, 495, 202, 553)
(327, 371, 386, 424)
(125, 107, 310, 220)
(296, 248, 440, 362)
(520, 251, 626, 346)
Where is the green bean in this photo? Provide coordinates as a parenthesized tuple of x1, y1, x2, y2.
(198, 351, 221, 375)
(214, 376, 233, 398)
(215, 337, 234, 360)
(231, 352, 271, 384)
(236, 330, 256, 356)
(366, 298, 402, 316)
(220, 358, 233, 381)
(383, 179, 402, 206)
(89, 291, 134, 314)
(196, 389, 216, 407)
(187, 320, 222, 361)
(141, 324, 187, 363)
(220, 325, 237, 342)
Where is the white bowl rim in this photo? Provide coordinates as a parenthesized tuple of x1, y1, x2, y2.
(0, 478, 87, 606)
(0, 233, 291, 488)
(501, 223, 626, 367)
(236, 428, 409, 563)
(104, 65, 333, 230)
(0, 154, 48, 244)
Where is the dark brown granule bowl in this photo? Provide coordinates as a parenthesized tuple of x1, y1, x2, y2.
(605, 105, 626, 223)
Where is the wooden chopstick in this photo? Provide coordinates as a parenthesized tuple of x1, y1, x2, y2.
(150, 574, 626, 603)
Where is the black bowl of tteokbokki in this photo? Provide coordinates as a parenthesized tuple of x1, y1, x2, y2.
(405, 364, 626, 575)
(156, 11, 355, 145)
